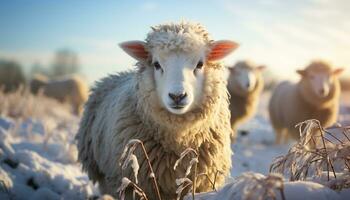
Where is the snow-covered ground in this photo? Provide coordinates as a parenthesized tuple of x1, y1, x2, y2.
(0, 91, 349, 199)
(0, 93, 98, 200)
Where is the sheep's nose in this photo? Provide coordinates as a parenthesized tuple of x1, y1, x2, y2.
(246, 82, 250, 88)
(319, 88, 326, 96)
(168, 92, 187, 104)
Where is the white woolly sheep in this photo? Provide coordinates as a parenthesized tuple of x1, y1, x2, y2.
(269, 61, 344, 144)
(30, 74, 88, 115)
(227, 61, 265, 142)
(76, 21, 239, 199)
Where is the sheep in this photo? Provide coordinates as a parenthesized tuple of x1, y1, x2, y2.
(30, 74, 88, 115)
(0, 60, 26, 93)
(30, 74, 49, 94)
(227, 61, 265, 141)
(269, 61, 344, 144)
(76, 21, 239, 199)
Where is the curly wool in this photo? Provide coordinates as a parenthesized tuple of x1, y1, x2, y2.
(146, 21, 213, 53)
(76, 22, 232, 200)
(269, 61, 341, 142)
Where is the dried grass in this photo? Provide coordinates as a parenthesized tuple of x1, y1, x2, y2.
(174, 148, 199, 200)
(118, 142, 223, 200)
(116, 177, 148, 200)
(0, 88, 72, 120)
(173, 148, 223, 199)
(270, 119, 350, 191)
(118, 139, 162, 200)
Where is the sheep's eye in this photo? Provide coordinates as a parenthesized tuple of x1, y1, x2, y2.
(196, 61, 204, 69)
(153, 62, 162, 70)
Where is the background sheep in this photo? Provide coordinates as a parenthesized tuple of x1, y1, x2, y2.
(0, 60, 26, 93)
(227, 61, 265, 142)
(30, 74, 88, 115)
(269, 61, 344, 144)
(76, 21, 239, 199)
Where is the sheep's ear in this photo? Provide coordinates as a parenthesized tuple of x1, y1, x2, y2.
(297, 69, 307, 76)
(256, 65, 266, 71)
(119, 41, 149, 61)
(332, 68, 344, 76)
(207, 40, 239, 61)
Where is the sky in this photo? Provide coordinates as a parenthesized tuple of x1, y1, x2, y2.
(0, 0, 349, 83)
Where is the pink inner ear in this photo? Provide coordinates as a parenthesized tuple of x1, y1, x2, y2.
(207, 40, 239, 61)
(257, 65, 266, 71)
(120, 41, 149, 60)
(333, 68, 344, 75)
(296, 70, 307, 76)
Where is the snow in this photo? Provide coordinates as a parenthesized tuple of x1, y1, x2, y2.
(230, 93, 293, 177)
(186, 175, 341, 200)
(0, 97, 98, 200)
(0, 92, 349, 199)
(231, 115, 292, 177)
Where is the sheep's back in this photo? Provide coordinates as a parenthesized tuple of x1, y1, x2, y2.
(269, 80, 338, 138)
(44, 79, 75, 101)
(269, 81, 303, 131)
(76, 71, 136, 182)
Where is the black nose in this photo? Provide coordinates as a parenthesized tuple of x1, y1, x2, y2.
(168, 92, 187, 104)
(246, 82, 250, 88)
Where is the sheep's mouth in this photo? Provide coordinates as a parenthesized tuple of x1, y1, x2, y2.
(171, 105, 185, 109)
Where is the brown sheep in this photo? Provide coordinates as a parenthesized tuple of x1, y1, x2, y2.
(0, 60, 26, 93)
(269, 61, 344, 144)
(30, 74, 89, 115)
(227, 61, 265, 142)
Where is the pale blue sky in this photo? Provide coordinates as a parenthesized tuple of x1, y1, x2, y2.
(0, 0, 349, 83)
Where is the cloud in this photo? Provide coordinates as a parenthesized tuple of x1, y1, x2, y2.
(219, 0, 350, 78)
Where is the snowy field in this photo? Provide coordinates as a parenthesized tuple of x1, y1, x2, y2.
(0, 91, 349, 199)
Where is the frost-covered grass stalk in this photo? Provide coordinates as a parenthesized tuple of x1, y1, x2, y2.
(119, 139, 162, 200)
(173, 148, 222, 199)
(270, 119, 350, 190)
(174, 148, 205, 200)
(116, 177, 149, 200)
(174, 148, 199, 200)
(119, 142, 223, 200)
(0, 88, 71, 120)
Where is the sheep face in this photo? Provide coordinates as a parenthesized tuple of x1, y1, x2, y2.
(297, 67, 344, 98)
(229, 63, 265, 94)
(230, 67, 256, 92)
(150, 49, 206, 114)
(120, 40, 238, 115)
